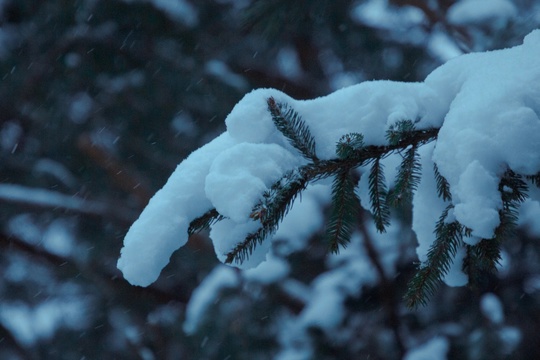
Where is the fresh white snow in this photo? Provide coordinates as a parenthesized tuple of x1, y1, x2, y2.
(447, 0, 517, 27)
(118, 30, 540, 288)
(404, 336, 449, 360)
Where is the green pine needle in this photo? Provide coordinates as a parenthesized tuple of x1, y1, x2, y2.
(388, 145, 421, 206)
(336, 133, 365, 160)
(188, 209, 224, 236)
(433, 163, 452, 201)
(369, 158, 391, 233)
(326, 169, 360, 254)
(225, 169, 307, 264)
(267, 97, 319, 161)
(405, 205, 464, 308)
(462, 170, 527, 285)
(386, 119, 416, 146)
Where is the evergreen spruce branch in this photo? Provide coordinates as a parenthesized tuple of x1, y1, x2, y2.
(188, 208, 224, 236)
(225, 169, 307, 264)
(347, 127, 439, 164)
(386, 119, 416, 146)
(336, 133, 364, 159)
(462, 170, 528, 284)
(500, 169, 528, 204)
(405, 205, 464, 308)
(462, 245, 482, 289)
(387, 145, 421, 206)
(433, 163, 452, 201)
(369, 158, 391, 233)
(267, 97, 319, 162)
(326, 168, 360, 253)
(223, 122, 439, 265)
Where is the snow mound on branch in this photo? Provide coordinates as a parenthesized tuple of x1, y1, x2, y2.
(448, 0, 517, 27)
(429, 30, 540, 238)
(118, 30, 540, 287)
(205, 142, 301, 223)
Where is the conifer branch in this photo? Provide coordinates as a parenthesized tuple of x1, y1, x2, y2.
(225, 169, 307, 264)
(387, 145, 421, 206)
(405, 205, 464, 308)
(326, 169, 360, 253)
(267, 97, 319, 161)
(188, 209, 224, 236)
(224, 100, 439, 265)
(464, 169, 528, 281)
(369, 158, 391, 233)
(386, 119, 417, 146)
(336, 133, 365, 159)
(433, 163, 452, 201)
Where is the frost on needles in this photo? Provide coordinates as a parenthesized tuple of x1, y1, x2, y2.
(117, 30, 540, 307)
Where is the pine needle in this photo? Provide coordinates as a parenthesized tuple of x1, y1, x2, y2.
(433, 163, 452, 201)
(267, 97, 319, 161)
(336, 133, 365, 160)
(405, 205, 463, 308)
(326, 169, 360, 253)
(225, 169, 306, 264)
(386, 119, 416, 146)
(463, 170, 527, 286)
(387, 145, 421, 206)
(188, 209, 224, 236)
(369, 158, 390, 233)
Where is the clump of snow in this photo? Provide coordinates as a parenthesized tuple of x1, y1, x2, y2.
(404, 337, 449, 360)
(205, 143, 301, 223)
(480, 293, 504, 324)
(183, 265, 239, 334)
(243, 254, 290, 285)
(205, 59, 248, 91)
(498, 327, 522, 354)
(430, 30, 540, 239)
(117, 133, 235, 286)
(42, 219, 75, 257)
(118, 30, 540, 287)
(277, 47, 302, 80)
(448, 0, 517, 28)
(122, 0, 198, 27)
(351, 0, 426, 33)
(0, 299, 90, 346)
(427, 31, 464, 62)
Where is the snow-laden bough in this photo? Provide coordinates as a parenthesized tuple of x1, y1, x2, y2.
(118, 30, 540, 288)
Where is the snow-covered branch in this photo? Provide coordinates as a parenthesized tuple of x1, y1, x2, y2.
(118, 29, 540, 305)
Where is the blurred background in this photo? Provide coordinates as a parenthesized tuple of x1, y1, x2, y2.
(0, 0, 539, 359)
